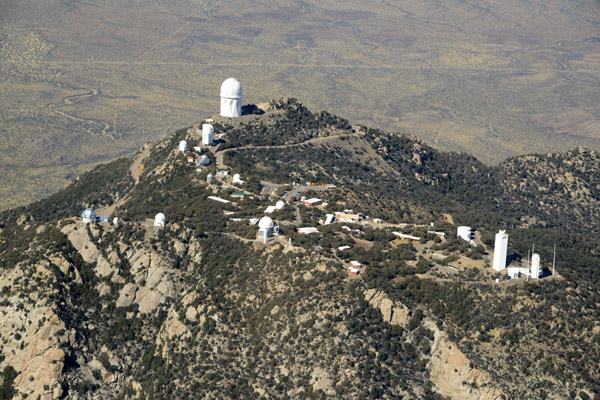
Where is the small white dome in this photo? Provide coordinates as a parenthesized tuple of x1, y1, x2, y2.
(220, 78, 242, 99)
(258, 216, 274, 229)
(154, 213, 166, 226)
(233, 173, 241, 180)
(275, 200, 285, 209)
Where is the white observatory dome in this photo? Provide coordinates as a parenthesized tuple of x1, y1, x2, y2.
(154, 213, 166, 227)
(220, 78, 242, 117)
(220, 78, 242, 99)
(275, 200, 285, 209)
(232, 173, 243, 184)
(198, 155, 210, 166)
(81, 208, 96, 223)
(258, 216, 274, 229)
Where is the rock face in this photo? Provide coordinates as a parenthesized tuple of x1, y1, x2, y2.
(0, 263, 68, 400)
(364, 289, 410, 327)
(425, 320, 504, 400)
(61, 223, 115, 277)
(364, 290, 505, 400)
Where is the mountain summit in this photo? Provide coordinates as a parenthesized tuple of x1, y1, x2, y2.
(0, 100, 598, 399)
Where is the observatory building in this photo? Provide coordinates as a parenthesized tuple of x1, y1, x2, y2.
(220, 78, 242, 117)
(202, 123, 214, 146)
(198, 155, 210, 166)
(457, 226, 473, 244)
(232, 174, 244, 185)
(81, 208, 96, 223)
(179, 140, 188, 152)
(258, 216, 274, 240)
(154, 213, 166, 227)
(493, 230, 508, 271)
(275, 200, 285, 210)
(456, 226, 473, 244)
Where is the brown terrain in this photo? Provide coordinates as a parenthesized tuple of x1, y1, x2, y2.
(0, 0, 599, 211)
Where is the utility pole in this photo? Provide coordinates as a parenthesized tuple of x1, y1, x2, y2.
(553, 243, 556, 276)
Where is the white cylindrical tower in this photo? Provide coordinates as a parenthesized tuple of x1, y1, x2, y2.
(492, 230, 508, 272)
(206, 173, 214, 183)
(179, 140, 188, 152)
(531, 253, 540, 279)
(202, 124, 214, 146)
(154, 213, 166, 227)
(220, 78, 242, 117)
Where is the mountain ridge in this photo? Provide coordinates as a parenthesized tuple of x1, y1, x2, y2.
(0, 99, 599, 399)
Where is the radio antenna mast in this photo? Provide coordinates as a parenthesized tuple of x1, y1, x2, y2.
(553, 243, 556, 276)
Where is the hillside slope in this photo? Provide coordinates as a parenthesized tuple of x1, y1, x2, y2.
(0, 101, 598, 399)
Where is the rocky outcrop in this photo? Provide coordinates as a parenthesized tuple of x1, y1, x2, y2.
(0, 264, 69, 400)
(364, 289, 410, 327)
(61, 223, 116, 277)
(425, 320, 504, 400)
(364, 289, 505, 400)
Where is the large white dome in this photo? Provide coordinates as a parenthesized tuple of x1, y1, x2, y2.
(258, 216, 274, 229)
(220, 78, 242, 99)
(275, 200, 285, 209)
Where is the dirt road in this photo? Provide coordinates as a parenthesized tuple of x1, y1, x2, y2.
(96, 145, 151, 217)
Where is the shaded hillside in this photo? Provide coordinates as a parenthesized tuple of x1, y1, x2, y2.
(497, 148, 600, 233)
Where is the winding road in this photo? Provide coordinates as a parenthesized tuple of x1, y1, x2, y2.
(96, 145, 151, 217)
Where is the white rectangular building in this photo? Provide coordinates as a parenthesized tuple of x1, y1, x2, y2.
(392, 232, 421, 241)
(493, 230, 508, 271)
(297, 227, 319, 234)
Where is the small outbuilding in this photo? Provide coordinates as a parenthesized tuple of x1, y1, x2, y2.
(302, 198, 322, 207)
(297, 227, 319, 234)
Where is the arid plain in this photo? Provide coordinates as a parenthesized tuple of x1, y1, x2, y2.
(0, 0, 599, 209)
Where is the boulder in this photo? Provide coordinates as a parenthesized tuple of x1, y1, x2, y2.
(116, 283, 138, 307)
